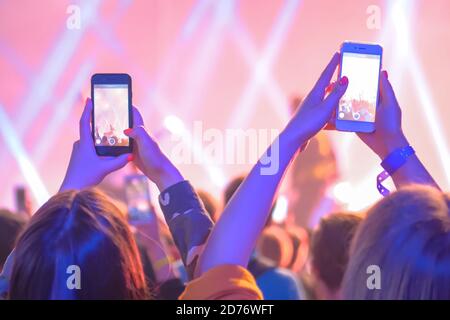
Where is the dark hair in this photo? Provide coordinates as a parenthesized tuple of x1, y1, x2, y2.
(10, 189, 149, 299)
(223, 176, 245, 205)
(197, 190, 219, 222)
(0, 209, 27, 269)
(311, 212, 362, 292)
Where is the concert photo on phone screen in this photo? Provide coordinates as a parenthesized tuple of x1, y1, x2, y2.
(338, 53, 381, 122)
(93, 84, 129, 147)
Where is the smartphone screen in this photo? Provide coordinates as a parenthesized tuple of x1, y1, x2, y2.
(93, 84, 129, 147)
(125, 175, 153, 222)
(338, 53, 380, 122)
(336, 43, 382, 133)
(91, 73, 132, 156)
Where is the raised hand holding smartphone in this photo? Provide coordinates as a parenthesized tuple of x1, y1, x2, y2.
(59, 98, 131, 192)
(124, 108, 184, 192)
(356, 70, 439, 189)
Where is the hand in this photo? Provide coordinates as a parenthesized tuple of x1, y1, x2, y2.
(124, 108, 184, 191)
(357, 70, 409, 159)
(59, 98, 131, 191)
(283, 52, 348, 148)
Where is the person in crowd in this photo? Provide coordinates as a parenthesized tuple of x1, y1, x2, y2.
(197, 190, 219, 222)
(0, 209, 27, 271)
(223, 176, 304, 300)
(342, 185, 450, 299)
(1, 97, 255, 299)
(92, 164, 189, 296)
(310, 212, 362, 299)
(194, 52, 445, 300)
(7, 189, 150, 299)
(257, 225, 295, 269)
(333, 67, 448, 299)
(285, 225, 309, 274)
(0, 210, 28, 297)
(0, 99, 210, 299)
(188, 52, 351, 297)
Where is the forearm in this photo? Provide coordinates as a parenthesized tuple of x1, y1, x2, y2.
(198, 128, 305, 275)
(377, 133, 439, 190)
(151, 162, 185, 192)
(158, 180, 214, 279)
(391, 155, 439, 189)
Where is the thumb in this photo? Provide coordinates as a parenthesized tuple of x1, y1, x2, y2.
(124, 125, 147, 141)
(124, 126, 156, 150)
(379, 70, 397, 106)
(320, 76, 348, 112)
(105, 153, 131, 172)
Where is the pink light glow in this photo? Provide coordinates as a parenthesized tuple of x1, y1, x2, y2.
(0, 0, 449, 214)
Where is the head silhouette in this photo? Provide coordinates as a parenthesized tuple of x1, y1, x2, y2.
(10, 189, 148, 299)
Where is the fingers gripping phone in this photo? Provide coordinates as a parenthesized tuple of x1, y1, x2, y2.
(336, 42, 382, 133)
(125, 174, 155, 223)
(91, 73, 133, 156)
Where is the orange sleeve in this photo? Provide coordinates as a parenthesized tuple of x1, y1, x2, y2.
(179, 265, 263, 300)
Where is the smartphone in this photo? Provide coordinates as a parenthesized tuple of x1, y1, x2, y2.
(336, 42, 382, 133)
(124, 174, 154, 222)
(91, 73, 133, 156)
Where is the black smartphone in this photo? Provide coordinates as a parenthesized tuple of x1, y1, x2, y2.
(91, 73, 133, 156)
(124, 174, 154, 223)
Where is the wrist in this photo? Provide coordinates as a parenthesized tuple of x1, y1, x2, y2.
(59, 176, 86, 192)
(377, 145, 416, 196)
(152, 164, 184, 191)
(377, 132, 409, 160)
(279, 126, 309, 154)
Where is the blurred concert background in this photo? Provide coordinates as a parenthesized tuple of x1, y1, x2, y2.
(0, 0, 449, 226)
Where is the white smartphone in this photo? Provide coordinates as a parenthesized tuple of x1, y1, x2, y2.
(336, 42, 383, 133)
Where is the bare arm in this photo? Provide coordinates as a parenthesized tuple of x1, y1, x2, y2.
(197, 53, 349, 275)
(357, 71, 439, 189)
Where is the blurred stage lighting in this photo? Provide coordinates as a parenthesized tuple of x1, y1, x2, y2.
(272, 195, 288, 224)
(164, 115, 186, 136)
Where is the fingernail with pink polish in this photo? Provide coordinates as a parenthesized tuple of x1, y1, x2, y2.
(339, 76, 348, 86)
